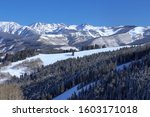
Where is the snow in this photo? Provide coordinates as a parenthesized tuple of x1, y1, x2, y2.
(98, 28, 115, 36)
(0, 46, 129, 78)
(16, 26, 36, 36)
(0, 78, 9, 84)
(53, 82, 95, 100)
(0, 22, 150, 53)
(116, 59, 141, 71)
(8, 45, 14, 50)
(88, 30, 97, 38)
(54, 61, 136, 100)
(30, 23, 66, 34)
(129, 27, 147, 39)
(0, 21, 22, 34)
(0, 21, 149, 42)
(65, 25, 77, 30)
(2, 68, 26, 77)
(0, 38, 4, 43)
(53, 85, 78, 100)
(32, 46, 129, 66)
(0, 55, 5, 59)
(76, 24, 119, 36)
(41, 34, 64, 38)
(2, 47, 7, 52)
(55, 46, 78, 51)
(116, 62, 133, 71)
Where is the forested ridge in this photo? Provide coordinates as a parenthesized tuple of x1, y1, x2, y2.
(1, 44, 150, 100)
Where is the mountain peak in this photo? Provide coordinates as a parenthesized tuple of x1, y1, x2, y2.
(29, 22, 45, 27)
(0, 21, 22, 34)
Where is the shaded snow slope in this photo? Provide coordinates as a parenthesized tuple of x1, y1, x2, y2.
(53, 82, 95, 100)
(53, 85, 78, 100)
(116, 62, 133, 71)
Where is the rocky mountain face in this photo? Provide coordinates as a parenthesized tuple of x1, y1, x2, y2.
(0, 21, 150, 53)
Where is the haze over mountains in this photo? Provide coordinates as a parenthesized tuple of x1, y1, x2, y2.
(0, 21, 150, 53)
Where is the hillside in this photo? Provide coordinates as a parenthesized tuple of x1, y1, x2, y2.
(0, 44, 150, 100)
(0, 46, 127, 83)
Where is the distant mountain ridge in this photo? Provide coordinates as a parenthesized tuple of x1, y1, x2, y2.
(0, 21, 150, 53)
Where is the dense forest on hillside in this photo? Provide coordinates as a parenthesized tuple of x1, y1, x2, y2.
(70, 56, 150, 100)
(1, 44, 150, 100)
(2, 44, 149, 100)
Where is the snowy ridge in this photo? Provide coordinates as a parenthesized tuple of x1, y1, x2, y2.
(0, 21, 150, 52)
(129, 27, 147, 39)
(0, 21, 148, 37)
(30, 22, 66, 34)
(0, 22, 22, 34)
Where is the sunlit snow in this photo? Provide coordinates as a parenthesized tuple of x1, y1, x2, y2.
(0, 46, 129, 78)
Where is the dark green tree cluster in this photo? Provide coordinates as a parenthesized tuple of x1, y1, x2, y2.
(0, 49, 38, 63)
(70, 54, 150, 100)
(81, 44, 105, 50)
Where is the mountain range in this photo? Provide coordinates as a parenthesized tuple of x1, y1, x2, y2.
(0, 21, 150, 53)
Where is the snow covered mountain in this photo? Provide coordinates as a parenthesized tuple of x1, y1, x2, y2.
(0, 21, 150, 53)
(0, 22, 21, 34)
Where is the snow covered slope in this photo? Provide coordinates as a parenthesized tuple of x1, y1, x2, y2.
(0, 46, 129, 80)
(0, 22, 21, 34)
(0, 21, 149, 52)
(53, 82, 95, 100)
(53, 85, 78, 100)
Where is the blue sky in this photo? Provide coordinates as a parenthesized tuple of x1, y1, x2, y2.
(0, 0, 150, 26)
